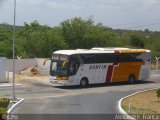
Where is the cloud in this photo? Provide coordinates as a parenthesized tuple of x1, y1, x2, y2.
(0, 0, 4, 3)
(143, 0, 160, 4)
(27, 0, 45, 5)
(46, 1, 82, 10)
(87, 0, 160, 8)
(0, 0, 5, 6)
(0, 0, 160, 31)
(16, 0, 83, 10)
(16, 0, 45, 6)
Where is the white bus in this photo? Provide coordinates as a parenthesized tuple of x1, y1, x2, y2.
(49, 48, 151, 87)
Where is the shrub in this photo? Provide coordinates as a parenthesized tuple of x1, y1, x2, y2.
(0, 107, 7, 114)
(0, 98, 10, 108)
(0, 107, 7, 120)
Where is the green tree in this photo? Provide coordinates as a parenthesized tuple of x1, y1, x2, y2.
(130, 35, 144, 48)
(60, 17, 94, 48)
(60, 17, 121, 49)
(1, 17, 160, 59)
(17, 21, 68, 58)
(83, 25, 121, 48)
(0, 23, 13, 58)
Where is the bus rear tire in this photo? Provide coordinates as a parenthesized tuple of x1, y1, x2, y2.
(128, 75, 135, 84)
(80, 78, 88, 88)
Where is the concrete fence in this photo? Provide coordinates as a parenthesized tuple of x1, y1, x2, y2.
(0, 57, 6, 82)
(6, 58, 50, 75)
(6, 59, 37, 73)
(150, 70, 160, 74)
(150, 70, 160, 78)
(36, 58, 51, 75)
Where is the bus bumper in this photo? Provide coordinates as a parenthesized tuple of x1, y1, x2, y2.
(50, 77, 68, 86)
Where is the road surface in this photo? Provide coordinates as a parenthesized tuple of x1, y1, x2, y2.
(0, 77, 160, 120)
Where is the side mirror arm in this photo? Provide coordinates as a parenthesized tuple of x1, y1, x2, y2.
(43, 58, 51, 65)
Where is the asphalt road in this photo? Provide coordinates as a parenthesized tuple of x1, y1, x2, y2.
(1, 76, 160, 120)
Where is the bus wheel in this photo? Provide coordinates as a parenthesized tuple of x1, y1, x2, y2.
(80, 78, 88, 87)
(128, 75, 135, 84)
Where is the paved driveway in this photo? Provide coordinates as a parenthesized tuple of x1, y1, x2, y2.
(1, 77, 160, 120)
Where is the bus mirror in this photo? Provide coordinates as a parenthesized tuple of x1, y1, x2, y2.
(43, 58, 51, 66)
(62, 61, 68, 68)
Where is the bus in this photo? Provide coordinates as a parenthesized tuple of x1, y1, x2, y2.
(49, 47, 151, 87)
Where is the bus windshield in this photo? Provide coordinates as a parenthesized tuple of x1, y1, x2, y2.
(50, 54, 69, 76)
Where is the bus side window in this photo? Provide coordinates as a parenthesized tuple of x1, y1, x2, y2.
(69, 55, 80, 75)
(69, 62, 74, 74)
(69, 62, 79, 74)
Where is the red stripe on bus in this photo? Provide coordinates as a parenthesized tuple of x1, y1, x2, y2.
(105, 65, 114, 83)
(105, 63, 118, 83)
(114, 50, 120, 53)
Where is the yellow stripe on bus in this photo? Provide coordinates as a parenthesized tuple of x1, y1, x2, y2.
(120, 49, 146, 53)
(111, 62, 145, 82)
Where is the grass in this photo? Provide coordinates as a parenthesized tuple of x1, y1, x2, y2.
(122, 89, 160, 119)
(122, 105, 157, 114)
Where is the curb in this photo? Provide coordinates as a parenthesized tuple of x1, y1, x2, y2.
(0, 83, 22, 88)
(118, 87, 159, 120)
(7, 98, 24, 114)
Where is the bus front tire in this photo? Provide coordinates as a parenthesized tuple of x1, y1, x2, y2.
(80, 78, 88, 87)
(128, 75, 135, 84)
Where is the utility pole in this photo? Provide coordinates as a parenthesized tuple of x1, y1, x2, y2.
(12, 0, 17, 101)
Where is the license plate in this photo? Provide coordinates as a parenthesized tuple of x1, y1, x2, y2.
(53, 76, 57, 80)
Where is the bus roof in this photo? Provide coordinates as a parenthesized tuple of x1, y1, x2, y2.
(53, 48, 150, 55)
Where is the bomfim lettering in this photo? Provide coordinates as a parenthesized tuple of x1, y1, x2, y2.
(89, 65, 107, 70)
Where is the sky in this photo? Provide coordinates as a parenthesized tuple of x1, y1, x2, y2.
(0, 0, 160, 31)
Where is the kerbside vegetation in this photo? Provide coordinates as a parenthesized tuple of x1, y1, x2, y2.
(0, 98, 10, 119)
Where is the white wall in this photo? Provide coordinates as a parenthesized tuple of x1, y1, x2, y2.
(6, 58, 50, 76)
(36, 58, 51, 75)
(0, 57, 6, 82)
(6, 59, 37, 73)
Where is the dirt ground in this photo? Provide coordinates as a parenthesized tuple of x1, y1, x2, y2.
(122, 89, 160, 114)
(14, 74, 50, 82)
(8, 66, 50, 83)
